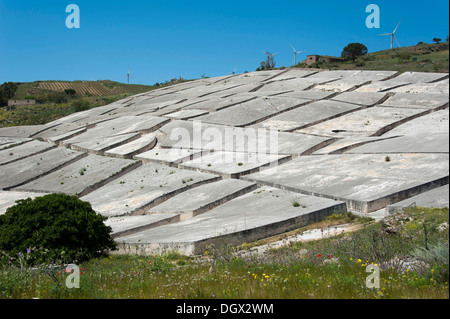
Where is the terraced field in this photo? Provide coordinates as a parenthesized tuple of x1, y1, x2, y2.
(37, 81, 153, 97)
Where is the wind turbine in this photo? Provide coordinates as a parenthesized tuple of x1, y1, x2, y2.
(290, 43, 306, 66)
(378, 21, 401, 49)
(125, 65, 135, 84)
(231, 65, 238, 75)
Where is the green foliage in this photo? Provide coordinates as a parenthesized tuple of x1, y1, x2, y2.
(0, 207, 448, 299)
(396, 52, 412, 63)
(341, 43, 369, 62)
(0, 194, 117, 265)
(47, 92, 69, 104)
(72, 99, 91, 112)
(64, 88, 77, 96)
(308, 60, 325, 69)
(0, 82, 18, 106)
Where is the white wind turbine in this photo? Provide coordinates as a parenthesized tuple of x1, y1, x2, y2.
(125, 65, 135, 84)
(378, 21, 401, 49)
(290, 43, 306, 66)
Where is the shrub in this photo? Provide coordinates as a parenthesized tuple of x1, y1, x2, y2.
(396, 52, 411, 63)
(47, 92, 68, 104)
(64, 89, 77, 96)
(0, 194, 117, 265)
(72, 99, 90, 112)
(341, 43, 368, 62)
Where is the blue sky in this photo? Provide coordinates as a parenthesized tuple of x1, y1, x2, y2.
(0, 0, 448, 85)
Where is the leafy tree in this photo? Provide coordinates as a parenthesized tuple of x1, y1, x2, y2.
(433, 38, 442, 44)
(0, 82, 18, 106)
(341, 43, 368, 62)
(257, 61, 267, 71)
(0, 194, 117, 264)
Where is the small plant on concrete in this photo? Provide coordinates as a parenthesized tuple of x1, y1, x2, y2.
(291, 200, 306, 208)
(385, 156, 391, 162)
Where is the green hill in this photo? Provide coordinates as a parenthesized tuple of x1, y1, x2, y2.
(296, 42, 449, 73)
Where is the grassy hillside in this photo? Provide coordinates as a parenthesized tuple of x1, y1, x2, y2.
(12, 80, 154, 100)
(296, 42, 449, 73)
(0, 94, 132, 127)
(1, 207, 447, 299)
(0, 78, 189, 128)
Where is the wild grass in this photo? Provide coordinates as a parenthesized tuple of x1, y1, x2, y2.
(0, 207, 448, 299)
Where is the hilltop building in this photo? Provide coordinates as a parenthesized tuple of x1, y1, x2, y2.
(303, 55, 344, 65)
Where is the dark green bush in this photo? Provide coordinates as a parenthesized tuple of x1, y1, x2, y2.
(0, 194, 117, 265)
(64, 89, 77, 96)
(72, 99, 90, 112)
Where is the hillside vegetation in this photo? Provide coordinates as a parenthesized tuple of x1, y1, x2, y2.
(297, 42, 449, 73)
(13, 80, 153, 100)
(0, 78, 189, 128)
(1, 207, 447, 299)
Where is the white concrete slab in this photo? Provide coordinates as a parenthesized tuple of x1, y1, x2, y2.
(179, 151, 291, 178)
(0, 147, 86, 190)
(104, 133, 157, 158)
(164, 109, 209, 120)
(135, 148, 209, 166)
(0, 191, 43, 215)
(0, 140, 55, 165)
(243, 153, 449, 213)
(379, 92, 449, 109)
(331, 91, 388, 106)
(250, 100, 364, 132)
(80, 163, 221, 217)
(15, 154, 139, 196)
(195, 96, 309, 127)
(147, 179, 257, 218)
(106, 214, 180, 238)
(296, 106, 429, 138)
(385, 185, 449, 214)
(115, 186, 346, 255)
